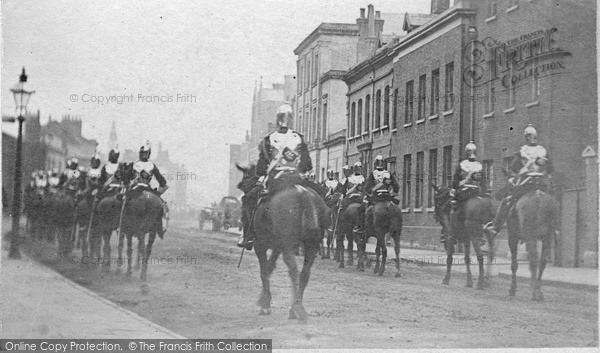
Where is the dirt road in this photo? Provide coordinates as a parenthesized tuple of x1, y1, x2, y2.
(29, 221, 598, 349)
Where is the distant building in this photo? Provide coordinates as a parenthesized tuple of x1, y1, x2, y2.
(39, 115, 98, 170)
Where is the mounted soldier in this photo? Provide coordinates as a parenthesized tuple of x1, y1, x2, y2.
(237, 103, 313, 250)
(364, 154, 400, 239)
(83, 152, 103, 198)
(127, 141, 169, 237)
(339, 161, 365, 215)
(98, 146, 125, 198)
(445, 142, 489, 245)
(59, 158, 86, 195)
(324, 169, 340, 199)
(47, 168, 60, 193)
(485, 124, 553, 237)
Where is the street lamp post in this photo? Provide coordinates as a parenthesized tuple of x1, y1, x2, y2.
(7, 68, 35, 259)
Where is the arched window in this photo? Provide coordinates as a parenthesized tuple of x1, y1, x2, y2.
(364, 95, 371, 133)
(357, 99, 363, 135)
(375, 89, 382, 129)
(350, 102, 356, 137)
(383, 86, 390, 127)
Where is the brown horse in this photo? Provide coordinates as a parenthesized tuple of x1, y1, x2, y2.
(335, 202, 362, 268)
(237, 164, 330, 321)
(321, 191, 342, 259)
(505, 189, 558, 301)
(432, 184, 496, 289)
(359, 200, 403, 276)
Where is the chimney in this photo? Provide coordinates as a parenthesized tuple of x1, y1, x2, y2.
(375, 11, 381, 19)
(367, 4, 375, 37)
(360, 8, 365, 18)
(431, 0, 450, 14)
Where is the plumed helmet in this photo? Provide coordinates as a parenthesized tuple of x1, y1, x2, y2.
(139, 140, 151, 161)
(524, 124, 538, 144)
(276, 103, 293, 129)
(108, 145, 120, 163)
(465, 141, 477, 159)
(90, 152, 101, 169)
(68, 157, 79, 170)
(327, 169, 334, 179)
(374, 154, 385, 169)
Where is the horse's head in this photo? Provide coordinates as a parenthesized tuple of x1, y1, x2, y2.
(236, 163, 258, 194)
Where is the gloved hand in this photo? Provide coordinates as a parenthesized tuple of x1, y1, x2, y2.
(449, 189, 456, 197)
(385, 178, 392, 185)
(536, 157, 548, 166)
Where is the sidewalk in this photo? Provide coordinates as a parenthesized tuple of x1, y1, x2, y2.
(0, 242, 185, 339)
(357, 239, 599, 290)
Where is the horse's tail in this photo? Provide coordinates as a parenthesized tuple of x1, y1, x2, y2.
(297, 187, 329, 242)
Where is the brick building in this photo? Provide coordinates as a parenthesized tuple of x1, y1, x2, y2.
(472, 0, 597, 266)
(388, 0, 476, 246)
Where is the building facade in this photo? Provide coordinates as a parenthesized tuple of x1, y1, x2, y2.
(389, 1, 476, 246)
(472, 0, 597, 266)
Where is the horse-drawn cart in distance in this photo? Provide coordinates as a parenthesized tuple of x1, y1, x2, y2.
(218, 196, 242, 231)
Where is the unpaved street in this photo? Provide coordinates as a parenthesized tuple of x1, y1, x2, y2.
(28, 221, 598, 349)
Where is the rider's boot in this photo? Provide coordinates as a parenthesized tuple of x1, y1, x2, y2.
(484, 195, 513, 238)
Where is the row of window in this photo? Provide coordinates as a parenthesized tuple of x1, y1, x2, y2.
(404, 62, 455, 124)
(348, 85, 399, 137)
(296, 102, 327, 143)
(488, 0, 521, 18)
(402, 146, 454, 209)
(297, 52, 319, 92)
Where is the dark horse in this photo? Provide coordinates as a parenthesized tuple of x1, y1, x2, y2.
(504, 189, 558, 301)
(46, 189, 78, 261)
(359, 200, 403, 276)
(116, 164, 165, 282)
(432, 184, 495, 289)
(335, 202, 362, 268)
(237, 164, 330, 320)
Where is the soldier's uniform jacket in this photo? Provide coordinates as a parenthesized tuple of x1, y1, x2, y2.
(99, 162, 122, 189)
(35, 175, 48, 189)
(59, 168, 85, 191)
(132, 160, 167, 187)
(346, 174, 365, 197)
(513, 144, 551, 176)
(87, 166, 102, 184)
(453, 160, 484, 190)
(325, 179, 340, 196)
(256, 128, 311, 177)
(365, 169, 398, 196)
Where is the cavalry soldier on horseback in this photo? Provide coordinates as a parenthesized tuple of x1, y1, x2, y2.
(364, 154, 400, 238)
(84, 152, 103, 197)
(98, 146, 124, 198)
(59, 158, 86, 192)
(237, 103, 312, 250)
(47, 168, 61, 193)
(337, 165, 351, 195)
(445, 142, 488, 244)
(485, 124, 553, 237)
(127, 141, 169, 237)
(324, 169, 340, 199)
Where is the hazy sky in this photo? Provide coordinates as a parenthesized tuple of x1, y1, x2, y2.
(1, 0, 430, 206)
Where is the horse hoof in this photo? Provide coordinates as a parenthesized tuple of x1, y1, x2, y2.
(378, 271, 384, 276)
(338, 263, 345, 269)
(140, 284, 150, 295)
(290, 303, 308, 321)
(509, 289, 516, 297)
(347, 259, 354, 266)
(322, 255, 330, 260)
(465, 282, 473, 288)
(395, 273, 401, 278)
(532, 292, 544, 302)
(476, 283, 484, 290)
(259, 308, 271, 315)
(442, 279, 450, 285)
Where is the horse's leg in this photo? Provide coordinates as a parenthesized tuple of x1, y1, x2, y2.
(117, 230, 125, 274)
(373, 239, 381, 275)
(465, 239, 473, 288)
(337, 228, 345, 268)
(472, 232, 485, 290)
(346, 229, 354, 266)
(442, 238, 455, 285)
(527, 240, 542, 301)
(135, 235, 145, 271)
(508, 233, 519, 296)
(256, 245, 280, 315)
(141, 233, 155, 281)
(295, 241, 318, 321)
(126, 234, 133, 277)
(378, 231, 387, 276)
(536, 235, 552, 302)
(355, 226, 365, 271)
(393, 231, 401, 278)
(102, 231, 112, 272)
(484, 226, 496, 288)
(281, 249, 301, 320)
